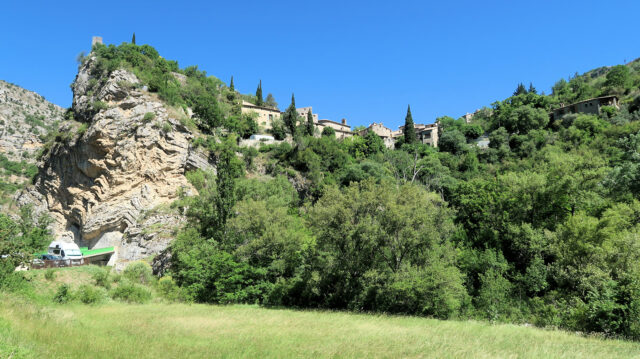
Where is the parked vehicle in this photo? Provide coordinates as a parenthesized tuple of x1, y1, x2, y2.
(47, 242, 84, 265)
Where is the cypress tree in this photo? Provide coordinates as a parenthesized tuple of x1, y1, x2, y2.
(306, 110, 315, 136)
(256, 80, 263, 106)
(403, 105, 417, 144)
(229, 76, 235, 91)
(283, 93, 298, 136)
(211, 135, 243, 239)
(132, 32, 136, 45)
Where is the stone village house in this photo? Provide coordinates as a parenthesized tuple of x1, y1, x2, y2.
(242, 102, 354, 139)
(359, 122, 439, 148)
(549, 95, 619, 122)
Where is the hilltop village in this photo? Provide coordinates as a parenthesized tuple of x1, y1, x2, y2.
(242, 94, 619, 149)
(242, 99, 443, 148)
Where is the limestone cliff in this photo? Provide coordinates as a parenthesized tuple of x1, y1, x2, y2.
(18, 55, 211, 264)
(0, 80, 65, 211)
(0, 80, 63, 162)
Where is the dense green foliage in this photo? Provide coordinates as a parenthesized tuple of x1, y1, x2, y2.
(0, 206, 51, 290)
(0, 154, 38, 180)
(0, 154, 39, 204)
(161, 55, 640, 340)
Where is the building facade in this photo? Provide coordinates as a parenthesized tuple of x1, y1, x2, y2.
(242, 101, 354, 139)
(296, 107, 319, 123)
(92, 36, 103, 46)
(317, 119, 353, 139)
(550, 95, 619, 121)
(417, 123, 439, 147)
(241, 101, 281, 130)
(397, 123, 439, 147)
(360, 122, 439, 148)
(358, 123, 395, 148)
(462, 109, 481, 123)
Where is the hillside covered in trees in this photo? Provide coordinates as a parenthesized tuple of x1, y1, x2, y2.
(4, 42, 640, 340)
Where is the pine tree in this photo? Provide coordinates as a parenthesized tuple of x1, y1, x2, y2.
(265, 93, 277, 108)
(513, 83, 527, 96)
(403, 105, 417, 144)
(229, 76, 234, 91)
(528, 82, 537, 94)
(306, 110, 315, 136)
(283, 93, 298, 136)
(256, 80, 263, 106)
(132, 33, 136, 45)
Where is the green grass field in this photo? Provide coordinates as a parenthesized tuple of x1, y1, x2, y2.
(1, 267, 640, 358)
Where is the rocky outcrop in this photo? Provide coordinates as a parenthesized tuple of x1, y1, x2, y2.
(18, 55, 212, 264)
(0, 80, 64, 212)
(0, 80, 64, 162)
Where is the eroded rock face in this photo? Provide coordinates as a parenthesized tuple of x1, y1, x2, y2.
(18, 56, 211, 264)
(0, 80, 64, 212)
(0, 80, 63, 162)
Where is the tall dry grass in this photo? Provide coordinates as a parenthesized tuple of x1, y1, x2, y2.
(2, 296, 640, 359)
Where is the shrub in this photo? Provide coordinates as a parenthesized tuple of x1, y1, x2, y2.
(76, 284, 105, 305)
(53, 284, 71, 304)
(142, 112, 156, 123)
(92, 101, 108, 111)
(321, 126, 335, 137)
(600, 105, 617, 118)
(0, 269, 27, 293)
(76, 123, 88, 137)
(361, 263, 467, 319)
(157, 276, 184, 302)
(91, 267, 111, 289)
(111, 281, 152, 304)
(239, 146, 258, 169)
(123, 261, 153, 285)
(162, 121, 172, 133)
(44, 268, 56, 281)
(476, 268, 513, 321)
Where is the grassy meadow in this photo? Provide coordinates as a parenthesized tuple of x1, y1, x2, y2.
(1, 267, 640, 359)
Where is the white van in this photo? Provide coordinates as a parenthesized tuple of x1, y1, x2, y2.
(249, 134, 275, 141)
(48, 242, 83, 264)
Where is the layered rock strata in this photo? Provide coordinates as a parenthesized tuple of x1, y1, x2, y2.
(18, 56, 211, 264)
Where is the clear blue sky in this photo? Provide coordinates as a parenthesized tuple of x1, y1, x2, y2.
(1, 0, 639, 130)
